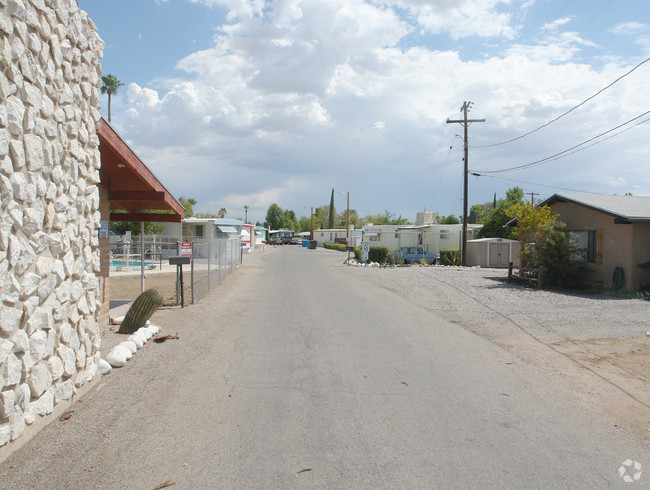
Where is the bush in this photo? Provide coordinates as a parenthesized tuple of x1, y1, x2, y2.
(440, 249, 461, 266)
(369, 246, 388, 264)
(324, 242, 347, 252)
(354, 246, 389, 264)
(386, 253, 395, 266)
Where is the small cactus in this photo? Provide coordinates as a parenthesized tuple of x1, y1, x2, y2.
(119, 288, 163, 334)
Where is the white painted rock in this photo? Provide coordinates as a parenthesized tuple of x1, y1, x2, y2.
(128, 334, 144, 349)
(146, 325, 160, 336)
(106, 345, 129, 367)
(111, 315, 124, 325)
(136, 327, 152, 341)
(121, 340, 137, 355)
(97, 358, 112, 375)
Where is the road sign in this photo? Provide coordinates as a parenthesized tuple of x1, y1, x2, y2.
(361, 241, 370, 262)
(180, 242, 193, 258)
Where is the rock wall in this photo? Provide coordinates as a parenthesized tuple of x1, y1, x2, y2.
(0, 0, 104, 445)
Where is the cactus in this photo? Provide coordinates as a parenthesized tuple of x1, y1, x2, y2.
(118, 288, 163, 334)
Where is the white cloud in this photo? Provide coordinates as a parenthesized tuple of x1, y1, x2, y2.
(377, 0, 519, 39)
(116, 0, 650, 220)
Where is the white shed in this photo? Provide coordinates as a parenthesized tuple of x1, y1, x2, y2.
(466, 238, 521, 268)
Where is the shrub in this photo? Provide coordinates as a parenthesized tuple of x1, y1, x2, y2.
(440, 249, 461, 266)
(392, 248, 406, 265)
(369, 247, 388, 264)
(386, 253, 395, 266)
(324, 242, 347, 252)
(354, 246, 389, 263)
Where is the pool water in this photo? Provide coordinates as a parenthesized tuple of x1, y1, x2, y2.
(110, 260, 156, 267)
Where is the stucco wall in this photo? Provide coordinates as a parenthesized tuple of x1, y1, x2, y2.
(549, 201, 649, 290)
(0, 0, 104, 445)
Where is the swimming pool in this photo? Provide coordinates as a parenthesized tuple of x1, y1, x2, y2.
(110, 260, 157, 267)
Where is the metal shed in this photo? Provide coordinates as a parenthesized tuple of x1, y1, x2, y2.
(466, 238, 520, 268)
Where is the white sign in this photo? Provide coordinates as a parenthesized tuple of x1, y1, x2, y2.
(361, 241, 370, 261)
(180, 242, 193, 258)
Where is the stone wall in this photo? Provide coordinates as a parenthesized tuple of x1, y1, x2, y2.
(0, 0, 104, 445)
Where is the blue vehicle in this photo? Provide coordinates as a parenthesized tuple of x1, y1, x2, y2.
(398, 247, 439, 265)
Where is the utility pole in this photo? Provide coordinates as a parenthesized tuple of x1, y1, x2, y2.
(528, 192, 539, 205)
(446, 101, 485, 266)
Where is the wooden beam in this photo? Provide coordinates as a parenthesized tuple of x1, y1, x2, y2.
(110, 213, 182, 223)
(110, 191, 166, 202)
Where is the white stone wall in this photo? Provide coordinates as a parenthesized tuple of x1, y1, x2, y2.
(0, 0, 104, 445)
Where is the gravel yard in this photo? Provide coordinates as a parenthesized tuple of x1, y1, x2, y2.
(351, 265, 648, 342)
(345, 262, 650, 434)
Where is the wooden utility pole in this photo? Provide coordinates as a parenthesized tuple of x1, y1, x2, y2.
(346, 191, 350, 244)
(528, 192, 539, 205)
(446, 101, 485, 266)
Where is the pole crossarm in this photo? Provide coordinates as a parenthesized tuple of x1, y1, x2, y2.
(446, 101, 485, 266)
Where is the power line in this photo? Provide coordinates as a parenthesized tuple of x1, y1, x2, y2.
(469, 173, 608, 195)
(474, 110, 650, 174)
(472, 56, 650, 148)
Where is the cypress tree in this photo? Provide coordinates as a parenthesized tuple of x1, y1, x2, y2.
(328, 188, 335, 229)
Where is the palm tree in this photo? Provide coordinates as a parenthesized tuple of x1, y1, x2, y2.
(100, 74, 125, 123)
(244, 205, 249, 223)
(218, 208, 228, 218)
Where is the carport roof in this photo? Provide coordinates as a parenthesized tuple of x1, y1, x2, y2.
(98, 118, 184, 223)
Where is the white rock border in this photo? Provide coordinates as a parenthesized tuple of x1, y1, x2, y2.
(102, 325, 161, 371)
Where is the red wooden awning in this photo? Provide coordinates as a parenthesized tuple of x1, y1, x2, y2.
(98, 118, 184, 223)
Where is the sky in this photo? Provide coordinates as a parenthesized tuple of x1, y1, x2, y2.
(78, 0, 650, 224)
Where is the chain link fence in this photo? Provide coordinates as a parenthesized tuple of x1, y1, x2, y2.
(109, 236, 242, 306)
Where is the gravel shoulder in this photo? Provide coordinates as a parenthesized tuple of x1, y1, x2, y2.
(343, 262, 650, 438)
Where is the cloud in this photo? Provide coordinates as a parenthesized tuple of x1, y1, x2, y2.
(116, 0, 650, 221)
(376, 0, 519, 39)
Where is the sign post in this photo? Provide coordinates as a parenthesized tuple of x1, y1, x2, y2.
(361, 241, 370, 265)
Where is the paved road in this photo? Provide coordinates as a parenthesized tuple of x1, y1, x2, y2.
(1, 247, 647, 488)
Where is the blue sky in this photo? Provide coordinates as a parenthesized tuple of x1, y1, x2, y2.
(79, 0, 650, 223)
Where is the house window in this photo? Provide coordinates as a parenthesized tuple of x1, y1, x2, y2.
(369, 234, 380, 242)
(440, 229, 449, 239)
(568, 230, 598, 263)
(195, 225, 204, 238)
(330, 233, 333, 241)
(395, 232, 399, 238)
(320, 232, 324, 237)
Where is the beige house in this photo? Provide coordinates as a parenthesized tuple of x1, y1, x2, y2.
(542, 193, 650, 291)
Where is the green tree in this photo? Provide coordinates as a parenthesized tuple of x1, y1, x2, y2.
(505, 186, 524, 204)
(361, 210, 410, 226)
(328, 189, 335, 229)
(284, 209, 298, 230)
(469, 204, 490, 224)
(100, 74, 125, 123)
(298, 215, 312, 233)
(440, 214, 460, 224)
(478, 187, 524, 239)
(178, 196, 197, 218)
(265, 203, 289, 230)
(218, 207, 227, 218)
(511, 202, 583, 288)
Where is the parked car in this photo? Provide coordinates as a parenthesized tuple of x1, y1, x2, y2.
(397, 247, 439, 265)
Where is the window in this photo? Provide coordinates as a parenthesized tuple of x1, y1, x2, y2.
(320, 232, 324, 237)
(568, 230, 599, 263)
(195, 225, 204, 238)
(330, 233, 333, 241)
(395, 232, 400, 239)
(369, 234, 380, 242)
(440, 229, 449, 239)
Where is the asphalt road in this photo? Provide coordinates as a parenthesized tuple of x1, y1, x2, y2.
(1, 246, 647, 488)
